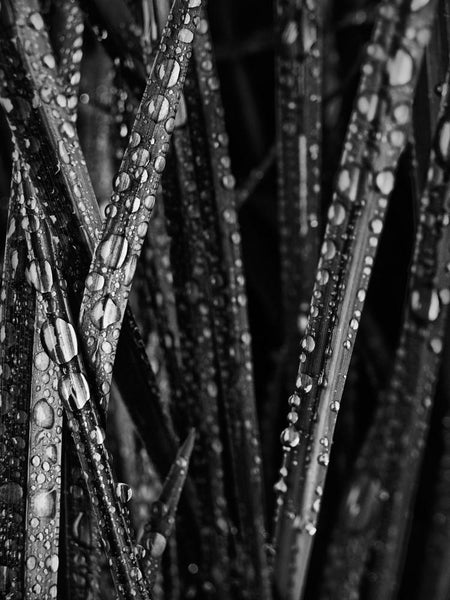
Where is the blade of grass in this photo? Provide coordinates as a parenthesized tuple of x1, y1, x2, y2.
(0, 153, 36, 598)
(78, 0, 201, 417)
(140, 430, 195, 590)
(275, 0, 324, 340)
(272, 1, 438, 598)
(320, 63, 450, 600)
(20, 170, 152, 600)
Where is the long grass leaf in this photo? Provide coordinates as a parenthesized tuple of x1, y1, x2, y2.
(20, 171, 152, 600)
(275, 0, 324, 339)
(273, 2, 438, 598)
(0, 153, 35, 598)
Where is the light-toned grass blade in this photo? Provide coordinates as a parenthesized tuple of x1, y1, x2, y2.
(320, 65, 450, 600)
(20, 170, 151, 600)
(78, 0, 201, 410)
(273, 1, 438, 598)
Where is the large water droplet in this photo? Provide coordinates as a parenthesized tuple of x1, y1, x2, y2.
(90, 296, 121, 329)
(41, 318, 78, 365)
(157, 59, 181, 87)
(114, 172, 131, 192)
(28, 260, 53, 293)
(31, 490, 56, 518)
(98, 235, 129, 269)
(29, 12, 45, 30)
(388, 49, 414, 86)
(33, 399, 54, 429)
(178, 28, 194, 43)
(59, 372, 90, 411)
(280, 426, 300, 448)
(147, 95, 170, 122)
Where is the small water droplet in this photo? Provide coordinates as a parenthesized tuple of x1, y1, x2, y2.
(411, 287, 440, 321)
(280, 426, 300, 448)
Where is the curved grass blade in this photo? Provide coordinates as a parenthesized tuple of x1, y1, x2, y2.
(320, 66, 450, 600)
(275, 0, 324, 340)
(78, 0, 201, 426)
(0, 153, 35, 599)
(273, 2, 438, 598)
(20, 171, 151, 600)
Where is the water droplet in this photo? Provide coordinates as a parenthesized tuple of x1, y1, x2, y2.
(437, 120, 450, 165)
(375, 170, 395, 195)
(32, 490, 56, 518)
(158, 59, 181, 87)
(147, 95, 170, 122)
(116, 482, 132, 503)
(154, 156, 166, 172)
(321, 240, 337, 260)
(42, 54, 56, 69)
(0, 482, 23, 504)
(60, 121, 75, 138)
(35, 351, 50, 371)
(345, 475, 381, 531)
(85, 272, 105, 292)
(114, 172, 131, 192)
(356, 94, 378, 121)
(29, 12, 45, 30)
(328, 202, 346, 226)
(90, 296, 121, 329)
(388, 49, 414, 86)
(33, 399, 54, 429)
(98, 235, 129, 269)
(318, 453, 329, 466)
(288, 393, 301, 407)
(296, 373, 313, 392)
(280, 427, 300, 448)
(28, 259, 53, 293)
(411, 287, 440, 321)
(41, 318, 78, 365)
(59, 372, 90, 411)
(131, 148, 150, 167)
(178, 28, 194, 43)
